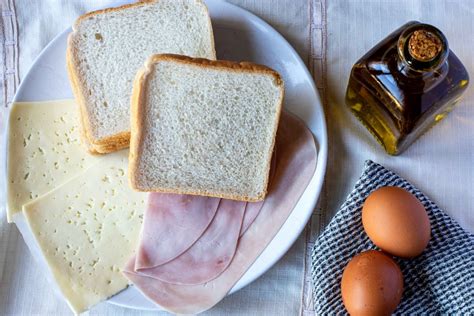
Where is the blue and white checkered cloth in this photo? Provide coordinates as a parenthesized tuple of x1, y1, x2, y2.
(311, 160, 474, 314)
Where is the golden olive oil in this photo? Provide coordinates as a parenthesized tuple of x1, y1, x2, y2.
(346, 22, 469, 155)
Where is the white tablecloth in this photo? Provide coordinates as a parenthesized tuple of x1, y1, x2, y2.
(321, 0, 474, 232)
(1, 0, 472, 315)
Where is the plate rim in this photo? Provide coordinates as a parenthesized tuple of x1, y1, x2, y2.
(10, 0, 328, 311)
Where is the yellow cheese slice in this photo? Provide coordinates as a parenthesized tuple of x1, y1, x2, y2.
(7, 100, 99, 222)
(23, 150, 146, 314)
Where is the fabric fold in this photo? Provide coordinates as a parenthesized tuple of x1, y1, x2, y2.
(311, 160, 474, 314)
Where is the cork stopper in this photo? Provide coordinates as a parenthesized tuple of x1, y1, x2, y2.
(408, 30, 442, 61)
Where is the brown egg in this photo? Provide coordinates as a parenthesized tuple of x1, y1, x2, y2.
(362, 186, 431, 258)
(341, 250, 404, 316)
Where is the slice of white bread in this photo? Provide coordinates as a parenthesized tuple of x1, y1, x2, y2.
(66, 0, 216, 154)
(129, 54, 284, 201)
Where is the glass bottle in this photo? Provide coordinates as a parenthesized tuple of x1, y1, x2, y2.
(346, 21, 469, 155)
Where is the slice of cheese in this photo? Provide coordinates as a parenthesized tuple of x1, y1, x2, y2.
(23, 150, 146, 314)
(7, 100, 99, 222)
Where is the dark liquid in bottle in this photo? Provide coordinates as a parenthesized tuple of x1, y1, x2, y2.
(346, 21, 469, 155)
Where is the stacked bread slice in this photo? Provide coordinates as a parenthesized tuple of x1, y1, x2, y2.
(67, 0, 216, 153)
(67, 0, 284, 201)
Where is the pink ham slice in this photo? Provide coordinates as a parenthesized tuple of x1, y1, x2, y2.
(240, 151, 277, 236)
(240, 201, 263, 237)
(135, 199, 246, 285)
(135, 194, 220, 269)
(123, 112, 318, 314)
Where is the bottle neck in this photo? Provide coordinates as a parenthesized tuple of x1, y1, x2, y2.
(397, 24, 449, 77)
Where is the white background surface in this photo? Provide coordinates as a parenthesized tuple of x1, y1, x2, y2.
(1, 0, 473, 315)
(321, 1, 474, 233)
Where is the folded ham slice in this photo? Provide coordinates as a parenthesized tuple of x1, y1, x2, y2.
(240, 201, 263, 237)
(124, 112, 317, 314)
(135, 131, 277, 272)
(135, 194, 220, 269)
(135, 199, 246, 285)
(240, 151, 276, 236)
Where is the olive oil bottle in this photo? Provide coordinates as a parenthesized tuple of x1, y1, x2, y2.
(346, 22, 469, 155)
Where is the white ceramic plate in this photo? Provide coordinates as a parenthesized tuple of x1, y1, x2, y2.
(10, 0, 327, 311)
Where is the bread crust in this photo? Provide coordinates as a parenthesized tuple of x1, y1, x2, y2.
(129, 54, 284, 202)
(66, 0, 216, 154)
(128, 63, 149, 192)
(146, 54, 284, 85)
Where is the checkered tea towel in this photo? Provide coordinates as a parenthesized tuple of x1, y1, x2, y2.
(311, 160, 474, 314)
